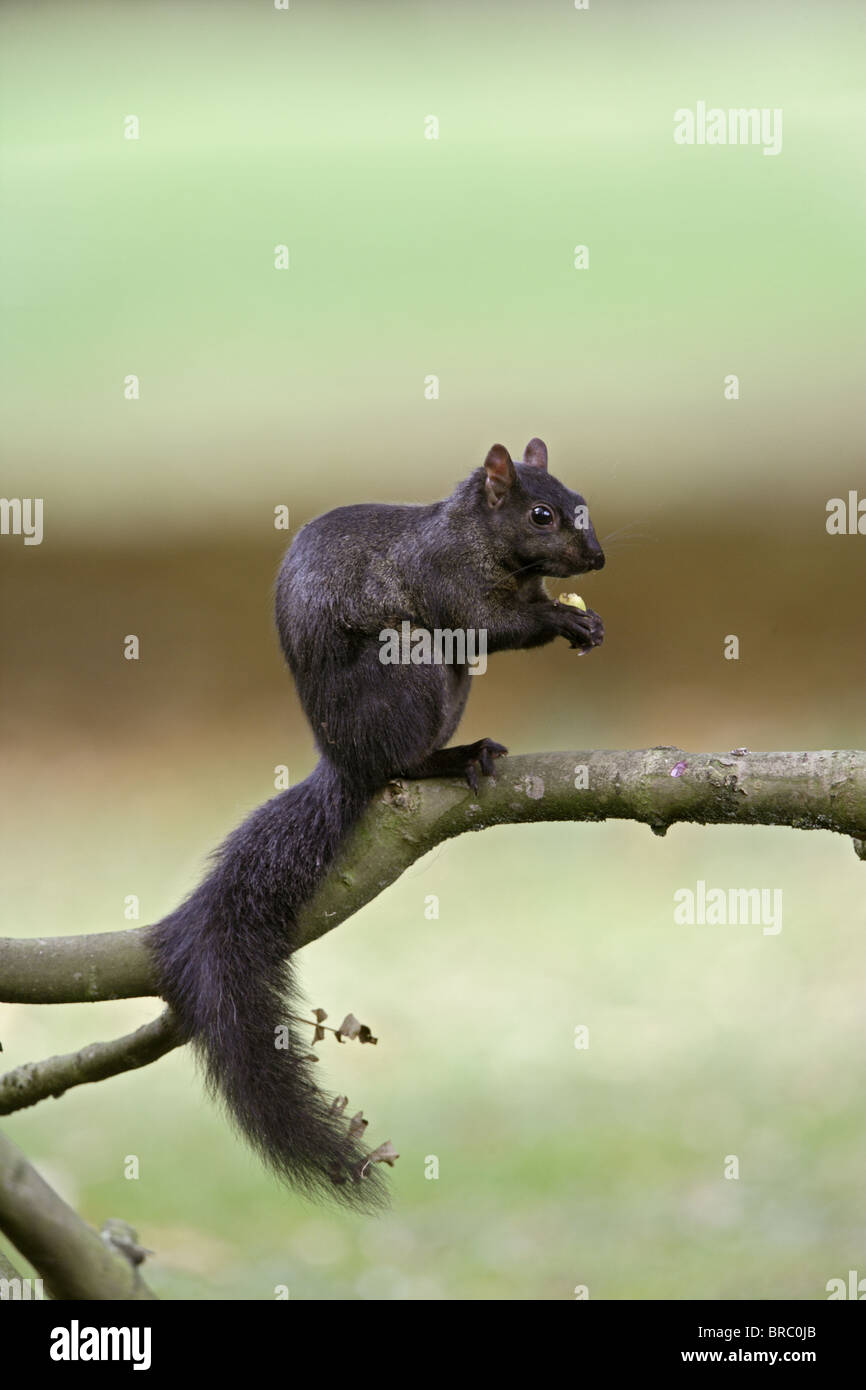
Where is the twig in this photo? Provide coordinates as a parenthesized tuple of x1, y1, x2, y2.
(0, 1010, 182, 1117)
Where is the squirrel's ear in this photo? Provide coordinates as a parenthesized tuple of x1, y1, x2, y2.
(483, 444, 515, 506)
(523, 437, 548, 470)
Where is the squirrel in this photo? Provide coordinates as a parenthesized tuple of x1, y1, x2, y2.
(148, 438, 605, 1205)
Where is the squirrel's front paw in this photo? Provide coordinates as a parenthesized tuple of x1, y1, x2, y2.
(548, 602, 604, 652)
(575, 607, 604, 652)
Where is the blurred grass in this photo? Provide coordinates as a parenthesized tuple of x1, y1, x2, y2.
(1, 0, 864, 532)
(2, 721, 865, 1300)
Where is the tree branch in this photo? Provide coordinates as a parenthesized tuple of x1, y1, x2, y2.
(1, 748, 864, 1006)
(0, 1243, 24, 1282)
(0, 746, 861, 1300)
(0, 1010, 182, 1117)
(0, 929, 155, 1005)
(0, 1128, 157, 1300)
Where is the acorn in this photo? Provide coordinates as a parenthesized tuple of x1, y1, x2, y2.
(557, 592, 587, 611)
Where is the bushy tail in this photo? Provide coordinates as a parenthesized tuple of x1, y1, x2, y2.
(148, 759, 384, 1206)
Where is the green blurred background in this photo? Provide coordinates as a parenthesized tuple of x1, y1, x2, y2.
(1, 0, 864, 1299)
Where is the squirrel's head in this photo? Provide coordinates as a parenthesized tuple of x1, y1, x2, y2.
(480, 439, 605, 579)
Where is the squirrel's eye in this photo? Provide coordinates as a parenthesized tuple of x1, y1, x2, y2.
(530, 505, 554, 527)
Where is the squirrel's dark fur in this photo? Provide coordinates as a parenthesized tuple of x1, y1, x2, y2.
(148, 439, 605, 1205)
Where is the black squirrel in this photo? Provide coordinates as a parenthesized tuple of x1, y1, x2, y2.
(149, 438, 605, 1205)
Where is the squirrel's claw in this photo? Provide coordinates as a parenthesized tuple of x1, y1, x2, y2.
(464, 738, 508, 790)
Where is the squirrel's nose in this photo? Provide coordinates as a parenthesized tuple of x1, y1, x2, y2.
(588, 547, 605, 571)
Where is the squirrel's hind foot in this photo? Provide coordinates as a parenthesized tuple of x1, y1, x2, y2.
(407, 737, 507, 792)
